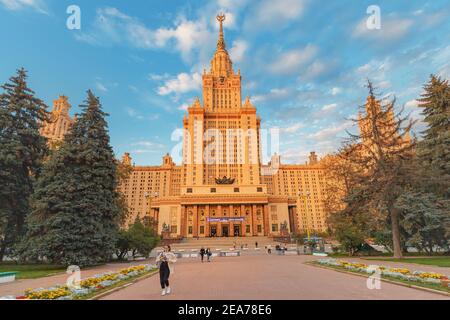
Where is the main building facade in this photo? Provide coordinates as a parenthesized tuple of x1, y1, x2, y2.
(118, 16, 329, 238)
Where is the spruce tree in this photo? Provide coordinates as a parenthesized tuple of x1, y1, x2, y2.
(417, 75, 450, 196)
(0, 68, 48, 261)
(20, 90, 120, 266)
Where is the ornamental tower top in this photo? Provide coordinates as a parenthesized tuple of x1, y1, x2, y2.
(210, 14, 233, 77)
(202, 14, 243, 112)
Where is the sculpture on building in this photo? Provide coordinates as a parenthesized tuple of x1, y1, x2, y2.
(215, 176, 235, 185)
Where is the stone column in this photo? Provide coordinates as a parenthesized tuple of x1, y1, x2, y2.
(229, 204, 233, 237)
(217, 205, 222, 237)
(180, 206, 187, 237)
(241, 205, 246, 236)
(263, 205, 270, 236)
(193, 205, 198, 238)
(205, 205, 210, 237)
(252, 204, 258, 235)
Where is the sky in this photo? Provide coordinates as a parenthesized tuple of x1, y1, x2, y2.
(0, 0, 449, 166)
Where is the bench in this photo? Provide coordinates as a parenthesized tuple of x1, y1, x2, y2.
(0, 272, 18, 284)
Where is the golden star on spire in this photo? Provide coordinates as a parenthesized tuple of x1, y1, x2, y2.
(216, 13, 226, 50)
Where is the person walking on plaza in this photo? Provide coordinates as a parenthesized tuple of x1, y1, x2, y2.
(206, 248, 212, 262)
(267, 244, 272, 254)
(255, 241, 258, 249)
(156, 247, 174, 296)
(200, 247, 206, 263)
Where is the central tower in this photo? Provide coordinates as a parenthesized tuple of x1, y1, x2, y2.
(202, 14, 242, 112)
(182, 14, 262, 187)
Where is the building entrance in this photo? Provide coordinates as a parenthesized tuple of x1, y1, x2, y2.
(210, 225, 217, 237)
(222, 225, 229, 237)
(233, 225, 241, 237)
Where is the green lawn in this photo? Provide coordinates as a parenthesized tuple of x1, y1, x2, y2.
(364, 257, 450, 268)
(0, 263, 66, 279)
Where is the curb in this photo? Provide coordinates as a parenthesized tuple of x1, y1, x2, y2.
(89, 270, 159, 300)
(306, 262, 450, 298)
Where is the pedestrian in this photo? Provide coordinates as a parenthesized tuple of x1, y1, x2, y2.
(206, 248, 212, 262)
(267, 244, 272, 254)
(200, 247, 206, 263)
(167, 245, 171, 252)
(255, 241, 258, 249)
(156, 247, 172, 296)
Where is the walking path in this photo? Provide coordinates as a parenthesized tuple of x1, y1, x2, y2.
(1, 254, 448, 299)
(101, 255, 448, 300)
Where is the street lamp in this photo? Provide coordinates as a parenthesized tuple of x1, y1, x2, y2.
(297, 190, 311, 242)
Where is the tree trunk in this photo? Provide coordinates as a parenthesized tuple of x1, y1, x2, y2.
(390, 208, 403, 259)
(0, 242, 5, 262)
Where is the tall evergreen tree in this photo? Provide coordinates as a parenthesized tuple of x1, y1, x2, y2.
(20, 91, 120, 266)
(417, 75, 450, 196)
(0, 68, 48, 261)
(338, 81, 415, 258)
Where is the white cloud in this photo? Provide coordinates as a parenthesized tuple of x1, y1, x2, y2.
(178, 103, 189, 112)
(76, 7, 213, 62)
(352, 57, 393, 89)
(252, 88, 290, 103)
(353, 17, 414, 42)
(268, 45, 318, 75)
(302, 60, 327, 80)
(250, 0, 306, 29)
(321, 103, 337, 111)
(131, 141, 165, 148)
(280, 122, 305, 134)
(331, 87, 342, 96)
(0, 0, 48, 14)
(96, 82, 108, 92)
(148, 73, 170, 81)
(230, 40, 248, 63)
(308, 121, 353, 141)
(131, 139, 166, 154)
(154, 18, 212, 60)
(127, 108, 160, 121)
(157, 73, 202, 96)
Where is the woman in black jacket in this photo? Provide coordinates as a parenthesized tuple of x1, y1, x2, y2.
(156, 248, 172, 296)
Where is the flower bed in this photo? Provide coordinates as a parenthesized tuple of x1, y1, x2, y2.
(316, 259, 450, 288)
(0, 264, 156, 300)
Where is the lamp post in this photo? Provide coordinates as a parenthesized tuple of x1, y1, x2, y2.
(297, 190, 311, 242)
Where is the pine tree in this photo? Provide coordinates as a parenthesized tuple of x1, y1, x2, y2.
(417, 75, 450, 196)
(0, 68, 48, 261)
(20, 90, 120, 266)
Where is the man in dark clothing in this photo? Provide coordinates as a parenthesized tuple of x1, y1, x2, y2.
(255, 241, 258, 249)
(200, 247, 206, 262)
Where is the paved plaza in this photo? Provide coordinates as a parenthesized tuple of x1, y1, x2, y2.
(101, 255, 449, 300)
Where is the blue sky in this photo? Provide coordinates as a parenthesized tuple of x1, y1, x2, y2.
(1, 0, 449, 165)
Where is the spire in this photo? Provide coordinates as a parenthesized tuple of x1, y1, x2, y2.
(216, 14, 226, 50)
(211, 13, 233, 76)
